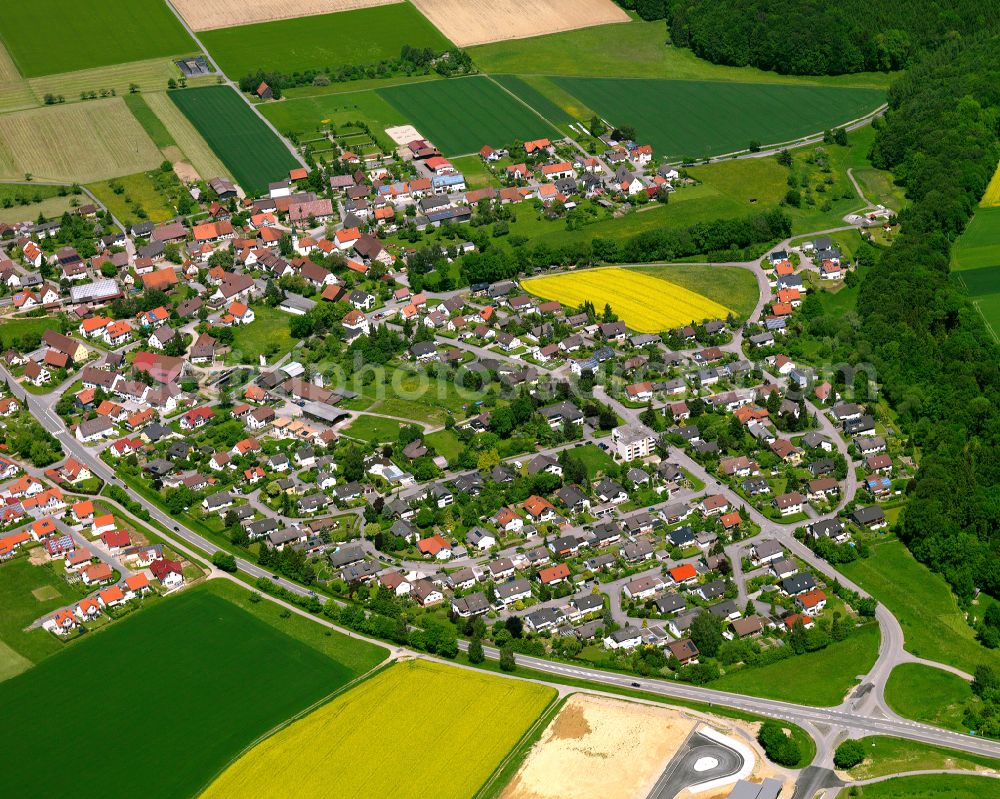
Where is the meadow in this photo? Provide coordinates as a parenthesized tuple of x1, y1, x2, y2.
(467, 20, 895, 89)
(840, 539, 1000, 674)
(710, 623, 881, 705)
(845, 736, 1000, 780)
(27, 58, 182, 103)
(0, 0, 196, 77)
(260, 87, 406, 146)
(884, 663, 975, 732)
(200, 659, 556, 799)
(169, 86, 300, 193)
(0, 583, 385, 799)
(88, 171, 179, 225)
(633, 264, 759, 319)
(0, 558, 76, 679)
(850, 774, 1000, 798)
(549, 77, 885, 159)
(522, 267, 733, 332)
(227, 305, 296, 365)
(201, 4, 452, 78)
(378, 76, 558, 155)
(0, 183, 78, 224)
(0, 98, 161, 183)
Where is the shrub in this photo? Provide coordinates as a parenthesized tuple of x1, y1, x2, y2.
(833, 739, 866, 769)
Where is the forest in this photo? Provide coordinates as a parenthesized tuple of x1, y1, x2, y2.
(665, 0, 1000, 75)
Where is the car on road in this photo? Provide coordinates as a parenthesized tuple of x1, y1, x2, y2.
(630, 682, 642, 688)
(271, 574, 280, 580)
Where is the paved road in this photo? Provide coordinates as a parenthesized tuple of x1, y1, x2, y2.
(648, 730, 745, 799)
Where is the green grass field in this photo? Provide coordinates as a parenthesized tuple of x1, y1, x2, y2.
(840, 540, 999, 674)
(202, 659, 555, 799)
(201, 3, 452, 79)
(549, 77, 884, 159)
(467, 21, 894, 89)
(573, 444, 617, 479)
(633, 264, 760, 319)
(259, 87, 405, 148)
(0, 582, 385, 799)
(378, 76, 558, 155)
(951, 206, 1000, 341)
(711, 623, 880, 705)
(169, 86, 299, 194)
(884, 663, 974, 732)
(424, 429, 463, 463)
(227, 305, 296, 366)
(0, 0, 196, 77)
(0, 316, 54, 351)
(87, 172, 178, 225)
(851, 774, 1000, 798)
(0, 183, 77, 223)
(0, 558, 73, 678)
(344, 414, 406, 442)
(846, 736, 1000, 779)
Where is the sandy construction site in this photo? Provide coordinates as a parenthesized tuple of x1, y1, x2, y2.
(410, 0, 629, 47)
(502, 694, 697, 799)
(171, 0, 397, 31)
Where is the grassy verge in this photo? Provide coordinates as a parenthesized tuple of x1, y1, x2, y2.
(884, 663, 973, 732)
(851, 774, 1000, 798)
(846, 736, 1000, 780)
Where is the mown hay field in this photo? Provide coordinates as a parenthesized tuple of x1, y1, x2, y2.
(169, 86, 300, 193)
(0, 0, 196, 77)
(28, 58, 181, 104)
(523, 268, 733, 332)
(0, 585, 384, 799)
(201, 4, 452, 78)
(200, 659, 556, 799)
(0, 98, 161, 183)
(378, 76, 558, 155)
(411, 0, 628, 47)
(172, 0, 396, 31)
(142, 91, 232, 181)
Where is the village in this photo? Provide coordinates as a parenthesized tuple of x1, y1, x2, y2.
(0, 125, 906, 680)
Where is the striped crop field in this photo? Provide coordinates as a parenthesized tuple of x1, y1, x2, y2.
(200, 659, 556, 799)
(523, 267, 733, 332)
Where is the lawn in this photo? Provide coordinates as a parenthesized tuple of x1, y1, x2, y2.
(0, 583, 386, 799)
(839, 540, 1000, 675)
(344, 414, 405, 442)
(201, 659, 556, 799)
(87, 171, 178, 225)
(0, 558, 75, 678)
(228, 305, 296, 365)
(201, 3, 452, 78)
(845, 735, 1000, 780)
(451, 154, 500, 189)
(711, 623, 880, 706)
(884, 663, 973, 733)
(0, 0, 196, 77)
(0, 316, 55, 351)
(169, 86, 300, 194)
(378, 76, 559, 155)
(573, 443, 617, 479)
(632, 264, 759, 319)
(852, 774, 1000, 798)
(467, 20, 893, 89)
(425, 429, 463, 463)
(523, 267, 732, 333)
(0, 98, 162, 183)
(549, 77, 885, 160)
(342, 364, 487, 426)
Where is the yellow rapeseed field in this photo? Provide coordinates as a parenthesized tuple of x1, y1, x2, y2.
(981, 160, 1000, 207)
(200, 659, 555, 799)
(522, 267, 732, 333)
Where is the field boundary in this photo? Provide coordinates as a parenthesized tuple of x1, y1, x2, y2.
(190, 652, 396, 798)
(473, 692, 566, 799)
